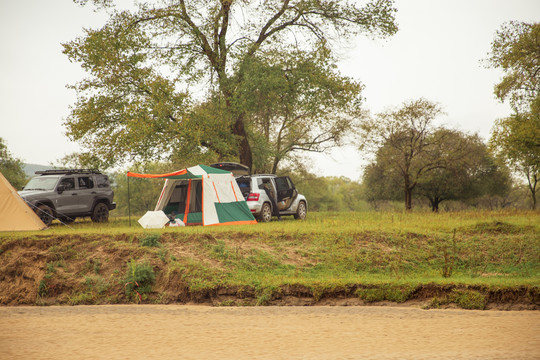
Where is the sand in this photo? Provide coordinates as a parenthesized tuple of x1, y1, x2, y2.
(0, 305, 538, 359)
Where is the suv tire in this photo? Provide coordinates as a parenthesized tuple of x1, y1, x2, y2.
(294, 201, 307, 220)
(36, 205, 54, 226)
(258, 203, 272, 223)
(91, 203, 109, 223)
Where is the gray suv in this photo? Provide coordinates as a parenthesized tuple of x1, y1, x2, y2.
(18, 169, 116, 226)
(210, 163, 307, 222)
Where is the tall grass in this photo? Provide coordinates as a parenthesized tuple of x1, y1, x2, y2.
(1, 210, 538, 307)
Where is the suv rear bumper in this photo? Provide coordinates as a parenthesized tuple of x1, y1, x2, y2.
(109, 202, 117, 210)
(246, 201, 262, 215)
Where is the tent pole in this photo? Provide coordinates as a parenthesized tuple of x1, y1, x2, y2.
(127, 173, 131, 227)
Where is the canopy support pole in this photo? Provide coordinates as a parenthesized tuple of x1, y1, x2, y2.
(127, 173, 131, 227)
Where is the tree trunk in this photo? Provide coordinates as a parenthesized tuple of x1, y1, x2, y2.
(223, 85, 253, 170)
(526, 171, 538, 210)
(404, 188, 412, 211)
(404, 174, 413, 211)
(233, 116, 252, 170)
(430, 197, 440, 212)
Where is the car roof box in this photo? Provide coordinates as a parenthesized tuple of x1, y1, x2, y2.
(209, 162, 250, 176)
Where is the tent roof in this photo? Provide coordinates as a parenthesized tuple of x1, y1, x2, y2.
(0, 172, 47, 231)
(127, 164, 231, 179)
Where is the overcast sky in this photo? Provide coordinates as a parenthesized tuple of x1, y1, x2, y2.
(1, 0, 539, 180)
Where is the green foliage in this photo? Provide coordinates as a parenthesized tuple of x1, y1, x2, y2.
(37, 280, 48, 297)
(490, 113, 540, 209)
(64, 0, 398, 169)
(361, 107, 512, 211)
(486, 21, 540, 113)
(68, 292, 94, 305)
(236, 50, 365, 173)
(356, 285, 415, 303)
(430, 289, 487, 310)
(1, 210, 538, 309)
(281, 166, 367, 211)
(359, 98, 446, 210)
(210, 240, 230, 261)
(0, 137, 27, 190)
(111, 162, 170, 216)
(486, 21, 540, 210)
(416, 132, 512, 211)
(139, 233, 160, 247)
(124, 260, 155, 300)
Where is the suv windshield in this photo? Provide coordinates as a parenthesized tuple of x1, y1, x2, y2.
(23, 176, 59, 191)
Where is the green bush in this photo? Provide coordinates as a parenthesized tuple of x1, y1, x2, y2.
(124, 260, 156, 300)
(450, 289, 487, 310)
(139, 234, 161, 247)
(356, 285, 415, 303)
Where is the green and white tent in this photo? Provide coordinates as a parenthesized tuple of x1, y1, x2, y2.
(127, 164, 257, 226)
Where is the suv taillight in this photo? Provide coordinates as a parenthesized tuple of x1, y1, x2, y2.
(247, 193, 260, 201)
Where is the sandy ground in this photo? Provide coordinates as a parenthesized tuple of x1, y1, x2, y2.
(0, 305, 538, 360)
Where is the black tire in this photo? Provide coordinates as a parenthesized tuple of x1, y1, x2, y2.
(36, 205, 54, 226)
(91, 203, 109, 223)
(294, 201, 307, 220)
(258, 203, 272, 223)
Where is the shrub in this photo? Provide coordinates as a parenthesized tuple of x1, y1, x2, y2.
(139, 234, 160, 247)
(124, 260, 156, 302)
(356, 285, 415, 303)
(450, 289, 487, 310)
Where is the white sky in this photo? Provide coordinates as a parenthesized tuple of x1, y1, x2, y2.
(1, 0, 539, 180)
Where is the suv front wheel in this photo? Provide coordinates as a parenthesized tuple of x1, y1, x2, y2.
(91, 203, 109, 223)
(36, 204, 54, 226)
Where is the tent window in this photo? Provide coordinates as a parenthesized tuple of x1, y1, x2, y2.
(166, 183, 188, 215)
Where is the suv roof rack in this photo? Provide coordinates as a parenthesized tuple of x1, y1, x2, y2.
(35, 169, 102, 175)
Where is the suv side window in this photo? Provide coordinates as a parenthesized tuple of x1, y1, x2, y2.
(96, 175, 110, 188)
(59, 177, 75, 190)
(275, 176, 292, 191)
(78, 176, 94, 189)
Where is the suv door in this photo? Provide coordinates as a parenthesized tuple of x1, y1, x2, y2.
(75, 175, 96, 213)
(273, 176, 298, 210)
(55, 177, 79, 214)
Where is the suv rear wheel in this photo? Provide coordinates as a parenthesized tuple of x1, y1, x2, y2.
(91, 203, 109, 223)
(258, 203, 272, 223)
(294, 201, 307, 220)
(36, 205, 54, 226)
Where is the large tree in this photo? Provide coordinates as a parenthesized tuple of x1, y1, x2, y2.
(487, 21, 540, 209)
(491, 113, 540, 209)
(486, 21, 540, 113)
(363, 128, 511, 211)
(236, 49, 365, 173)
(415, 131, 511, 211)
(65, 0, 398, 170)
(0, 138, 27, 190)
(359, 99, 449, 210)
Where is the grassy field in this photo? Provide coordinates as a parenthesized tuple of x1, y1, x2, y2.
(0, 210, 538, 309)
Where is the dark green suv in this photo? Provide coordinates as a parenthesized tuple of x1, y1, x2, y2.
(18, 169, 116, 226)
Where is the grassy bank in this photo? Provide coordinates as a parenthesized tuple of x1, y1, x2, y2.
(0, 211, 538, 309)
